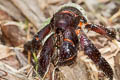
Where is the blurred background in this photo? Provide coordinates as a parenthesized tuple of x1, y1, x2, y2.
(0, 0, 120, 80)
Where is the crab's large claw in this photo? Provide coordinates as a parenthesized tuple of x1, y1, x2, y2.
(58, 27, 79, 65)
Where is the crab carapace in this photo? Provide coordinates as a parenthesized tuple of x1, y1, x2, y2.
(24, 3, 116, 80)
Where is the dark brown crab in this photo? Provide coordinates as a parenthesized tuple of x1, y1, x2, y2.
(24, 3, 116, 80)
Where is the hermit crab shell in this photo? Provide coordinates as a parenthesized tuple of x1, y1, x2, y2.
(56, 3, 88, 21)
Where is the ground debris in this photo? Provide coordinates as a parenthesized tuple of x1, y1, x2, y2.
(0, 0, 120, 80)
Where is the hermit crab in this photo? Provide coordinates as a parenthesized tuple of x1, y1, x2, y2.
(24, 3, 116, 80)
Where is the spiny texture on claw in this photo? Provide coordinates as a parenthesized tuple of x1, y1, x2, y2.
(80, 32, 113, 80)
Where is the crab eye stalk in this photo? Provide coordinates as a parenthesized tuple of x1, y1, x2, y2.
(80, 16, 87, 23)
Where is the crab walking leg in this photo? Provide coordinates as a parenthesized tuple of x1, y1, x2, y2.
(23, 24, 52, 65)
(85, 23, 116, 39)
(31, 24, 52, 51)
(79, 31, 113, 80)
(24, 24, 52, 53)
(37, 34, 55, 77)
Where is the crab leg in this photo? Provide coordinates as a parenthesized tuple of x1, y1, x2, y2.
(24, 24, 52, 53)
(85, 23, 116, 39)
(31, 24, 52, 50)
(79, 30, 113, 80)
(37, 34, 55, 77)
